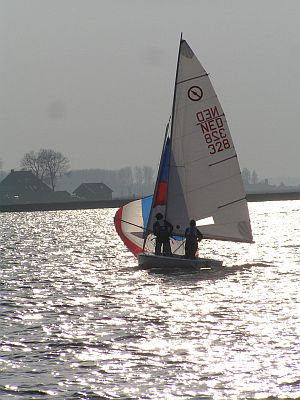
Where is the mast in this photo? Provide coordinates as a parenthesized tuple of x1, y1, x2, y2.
(165, 33, 183, 220)
(142, 33, 183, 252)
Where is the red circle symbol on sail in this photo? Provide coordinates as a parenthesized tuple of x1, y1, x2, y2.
(188, 86, 203, 101)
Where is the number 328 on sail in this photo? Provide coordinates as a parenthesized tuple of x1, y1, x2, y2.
(196, 105, 232, 155)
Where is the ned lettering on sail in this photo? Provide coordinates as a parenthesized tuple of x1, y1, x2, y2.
(196, 105, 225, 133)
(196, 105, 231, 153)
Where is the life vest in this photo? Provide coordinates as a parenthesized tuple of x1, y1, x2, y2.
(153, 220, 172, 241)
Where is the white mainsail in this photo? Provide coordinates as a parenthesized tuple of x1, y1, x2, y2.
(165, 39, 252, 243)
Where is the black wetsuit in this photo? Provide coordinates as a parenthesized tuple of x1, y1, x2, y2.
(153, 219, 173, 256)
(184, 226, 203, 259)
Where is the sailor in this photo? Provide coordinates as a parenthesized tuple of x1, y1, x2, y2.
(153, 213, 173, 256)
(184, 219, 203, 259)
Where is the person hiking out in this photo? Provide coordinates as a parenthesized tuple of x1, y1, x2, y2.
(153, 213, 173, 256)
(184, 219, 203, 259)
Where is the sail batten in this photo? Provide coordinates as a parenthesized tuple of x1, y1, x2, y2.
(177, 73, 209, 85)
(218, 197, 247, 209)
(209, 155, 237, 167)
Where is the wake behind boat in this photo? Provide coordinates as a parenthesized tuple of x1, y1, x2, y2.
(114, 35, 253, 269)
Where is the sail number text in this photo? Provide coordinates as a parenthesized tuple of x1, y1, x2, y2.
(196, 106, 231, 154)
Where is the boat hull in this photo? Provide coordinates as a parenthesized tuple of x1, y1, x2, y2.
(137, 253, 223, 270)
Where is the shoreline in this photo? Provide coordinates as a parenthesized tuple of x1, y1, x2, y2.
(246, 192, 300, 202)
(0, 192, 299, 213)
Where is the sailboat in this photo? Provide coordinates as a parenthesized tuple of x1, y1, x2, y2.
(114, 36, 253, 269)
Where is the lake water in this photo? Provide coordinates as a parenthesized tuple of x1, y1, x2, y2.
(0, 200, 299, 399)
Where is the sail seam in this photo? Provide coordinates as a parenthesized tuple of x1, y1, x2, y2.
(218, 197, 246, 209)
(203, 233, 253, 243)
(177, 73, 208, 85)
(209, 155, 237, 167)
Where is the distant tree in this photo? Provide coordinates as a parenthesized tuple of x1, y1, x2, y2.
(42, 149, 70, 190)
(118, 167, 133, 186)
(118, 167, 134, 196)
(241, 168, 251, 185)
(134, 166, 144, 185)
(21, 149, 70, 190)
(134, 166, 144, 195)
(142, 166, 154, 186)
(251, 170, 258, 185)
(21, 150, 48, 182)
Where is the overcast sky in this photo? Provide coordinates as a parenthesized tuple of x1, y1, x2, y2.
(1, 0, 300, 181)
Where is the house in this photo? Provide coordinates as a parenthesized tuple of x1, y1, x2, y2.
(73, 182, 113, 201)
(0, 170, 71, 204)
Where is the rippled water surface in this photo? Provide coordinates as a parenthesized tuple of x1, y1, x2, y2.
(0, 201, 299, 399)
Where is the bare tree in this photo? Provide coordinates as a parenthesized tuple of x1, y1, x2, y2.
(41, 149, 69, 190)
(118, 167, 134, 196)
(134, 166, 144, 196)
(251, 170, 258, 185)
(21, 149, 69, 190)
(142, 166, 154, 186)
(134, 166, 144, 185)
(21, 150, 48, 181)
(241, 168, 251, 185)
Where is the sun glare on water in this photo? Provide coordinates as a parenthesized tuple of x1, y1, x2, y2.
(0, 201, 299, 399)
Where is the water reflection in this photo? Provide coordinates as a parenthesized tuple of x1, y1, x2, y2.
(0, 202, 299, 399)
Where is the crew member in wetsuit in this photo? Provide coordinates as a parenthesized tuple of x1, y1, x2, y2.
(153, 213, 173, 256)
(184, 219, 203, 259)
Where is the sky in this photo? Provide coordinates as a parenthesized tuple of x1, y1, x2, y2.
(1, 0, 300, 182)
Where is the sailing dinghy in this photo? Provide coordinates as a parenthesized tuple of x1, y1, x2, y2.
(114, 37, 253, 270)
